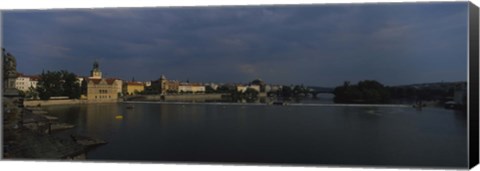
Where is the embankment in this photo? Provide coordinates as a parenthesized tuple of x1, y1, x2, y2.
(164, 94, 225, 101)
(24, 99, 119, 107)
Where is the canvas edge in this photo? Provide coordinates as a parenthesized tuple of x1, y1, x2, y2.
(468, 1, 479, 169)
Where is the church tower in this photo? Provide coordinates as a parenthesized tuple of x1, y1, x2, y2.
(89, 61, 102, 79)
(159, 74, 168, 95)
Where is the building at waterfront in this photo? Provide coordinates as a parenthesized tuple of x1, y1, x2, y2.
(14, 73, 39, 92)
(178, 82, 205, 94)
(144, 81, 151, 87)
(123, 81, 145, 95)
(151, 75, 182, 94)
(236, 84, 260, 93)
(85, 61, 122, 101)
(113, 79, 123, 95)
(76, 77, 84, 85)
(151, 75, 207, 94)
(89, 61, 102, 79)
(205, 83, 219, 91)
(251, 78, 266, 92)
(165, 80, 180, 93)
(151, 75, 169, 95)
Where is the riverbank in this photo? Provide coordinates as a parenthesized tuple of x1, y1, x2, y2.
(4, 105, 107, 159)
(164, 93, 225, 101)
(124, 100, 412, 108)
(122, 93, 229, 102)
(3, 128, 85, 159)
(24, 99, 120, 107)
(25, 96, 438, 110)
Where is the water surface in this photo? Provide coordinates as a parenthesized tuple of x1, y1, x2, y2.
(45, 101, 467, 168)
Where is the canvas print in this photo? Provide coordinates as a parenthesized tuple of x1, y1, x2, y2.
(1, 2, 475, 169)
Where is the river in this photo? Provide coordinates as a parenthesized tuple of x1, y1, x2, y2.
(44, 96, 467, 168)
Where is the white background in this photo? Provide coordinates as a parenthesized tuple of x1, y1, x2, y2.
(0, 0, 478, 171)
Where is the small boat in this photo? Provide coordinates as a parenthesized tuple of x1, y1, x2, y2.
(115, 115, 123, 119)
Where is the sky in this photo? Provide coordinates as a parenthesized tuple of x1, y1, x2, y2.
(2, 2, 469, 87)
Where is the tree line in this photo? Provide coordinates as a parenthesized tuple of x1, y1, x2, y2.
(34, 70, 82, 100)
(333, 80, 390, 104)
(332, 80, 460, 104)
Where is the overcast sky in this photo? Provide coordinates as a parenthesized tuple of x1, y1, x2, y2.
(2, 2, 468, 87)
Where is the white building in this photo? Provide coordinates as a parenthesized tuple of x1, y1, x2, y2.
(178, 83, 205, 93)
(76, 77, 85, 84)
(144, 81, 152, 87)
(15, 74, 39, 92)
(205, 83, 219, 90)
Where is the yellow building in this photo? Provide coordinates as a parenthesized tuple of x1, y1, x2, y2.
(123, 82, 145, 95)
(85, 61, 121, 101)
(114, 79, 123, 95)
(87, 78, 120, 100)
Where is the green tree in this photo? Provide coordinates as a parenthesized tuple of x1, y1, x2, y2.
(61, 70, 81, 99)
(333, 80, 390, 104)
(216, 85, 232, 93)
(81, 79, 88, 95)
(293, 85, 302, 96)
(25, 86, 39, 99)
(281, 86, 293, 99)
(205, 86, 216, 94)
(36, 70, 81, 100)
(244, 88, 259, 99)
(18, 90, 26, 97)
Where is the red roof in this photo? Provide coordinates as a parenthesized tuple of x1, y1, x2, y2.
(105, 78, 117, 84)
(29, 76, 40, 81)
(16, 73, 40, 81)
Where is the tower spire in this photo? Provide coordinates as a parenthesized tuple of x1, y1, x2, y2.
(93, 60, 99, 69)
(89, 60, 102, 79)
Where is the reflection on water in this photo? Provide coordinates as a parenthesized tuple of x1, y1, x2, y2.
(178, 94, 337, 104)
(44, 100, 467, 168)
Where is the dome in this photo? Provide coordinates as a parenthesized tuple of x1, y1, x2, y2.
(251, 78, 265, 85)
(160, 74, 167, 80)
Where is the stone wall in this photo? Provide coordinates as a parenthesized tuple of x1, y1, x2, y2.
(24, 99, 119, 107)
(164, 94, 224, 101)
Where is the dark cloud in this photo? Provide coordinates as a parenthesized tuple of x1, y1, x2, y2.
(3, 2, 468, 87)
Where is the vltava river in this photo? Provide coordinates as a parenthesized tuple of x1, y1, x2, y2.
(45, 101, 467, 168)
